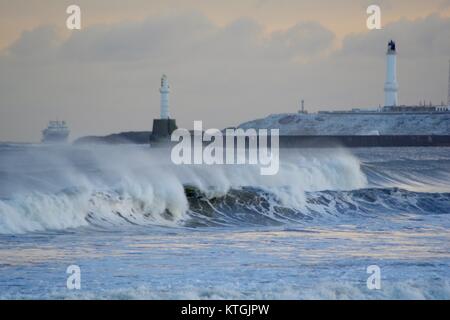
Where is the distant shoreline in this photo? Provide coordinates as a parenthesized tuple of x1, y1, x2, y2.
(73, 131, 450, 148)
(73, 131, 152, 145)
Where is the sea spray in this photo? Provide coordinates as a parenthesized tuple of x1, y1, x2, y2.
(0, 145, 367, 234)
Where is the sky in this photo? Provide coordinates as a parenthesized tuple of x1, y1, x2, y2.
(1, 0, 450, 142)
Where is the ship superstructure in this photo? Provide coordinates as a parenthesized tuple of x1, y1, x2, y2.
(41, 121, 70, 143)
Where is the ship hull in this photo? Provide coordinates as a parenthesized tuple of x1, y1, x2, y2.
(41, 132, 69, 144)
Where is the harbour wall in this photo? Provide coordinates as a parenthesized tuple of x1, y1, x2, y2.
(74, 132, 450, 148)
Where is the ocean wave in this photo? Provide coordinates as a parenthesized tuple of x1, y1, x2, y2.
(0, 145, 369, 234)
(1, 145, 450, 234)
(1, 184, 449, 234)
(4, 279, 449, 300)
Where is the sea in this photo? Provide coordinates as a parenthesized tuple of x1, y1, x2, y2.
(0, 143, 449, 299)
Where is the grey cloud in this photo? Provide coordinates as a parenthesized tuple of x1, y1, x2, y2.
(0, 12, 449, 142)
(7, 25, 59, 59)
(268, 22, 335, 59)
(339, 14, 450, 59)
(59, 13, 216, 62)
(7, 13, 334, 64)
(439, 0, 450, 9)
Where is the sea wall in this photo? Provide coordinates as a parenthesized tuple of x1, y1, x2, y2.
(74, 132, 450, 148)
(277, 135, 450, 148)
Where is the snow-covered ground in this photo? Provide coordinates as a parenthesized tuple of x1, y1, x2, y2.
(238, 112, 450, 135)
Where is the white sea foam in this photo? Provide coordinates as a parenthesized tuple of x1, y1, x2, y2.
(0, 145, 367, 234)
(5, 279, 448, 300)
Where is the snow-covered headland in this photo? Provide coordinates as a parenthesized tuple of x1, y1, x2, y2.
(238, 112, 450, 136)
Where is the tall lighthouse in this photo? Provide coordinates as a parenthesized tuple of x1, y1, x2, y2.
(151, 74, 177, 142)
(384, 40, 399, 107)
(160, 74, 170, 119)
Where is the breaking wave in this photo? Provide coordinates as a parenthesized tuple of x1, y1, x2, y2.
(3, 279, 449, 300)
(0, 145, 449, 234)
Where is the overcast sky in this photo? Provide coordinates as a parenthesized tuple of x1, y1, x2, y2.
(1, 0, 450, 142)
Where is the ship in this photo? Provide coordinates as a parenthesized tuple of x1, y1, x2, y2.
(41, 121, 70, 143)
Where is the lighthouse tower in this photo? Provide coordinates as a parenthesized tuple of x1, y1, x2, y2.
(160, 74, 170, 119)
(384, 40, 399, 107)
(150, 74, 177, 143)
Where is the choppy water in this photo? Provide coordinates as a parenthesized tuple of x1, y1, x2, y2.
(0, 144, 449, 299)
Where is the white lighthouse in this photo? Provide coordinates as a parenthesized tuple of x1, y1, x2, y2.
(151, 74, 177, 142)
(384, 40, 399, 107)
(160, 74, 170, 119)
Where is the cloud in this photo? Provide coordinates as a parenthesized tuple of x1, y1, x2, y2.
(0, 12, 449, 142)
(60, 12, 216, 62)
(267, 22, 335, 59)
(6, 25, 60, 59)
(5, 12, 335, 64)
(438, 0, 450, 10)
(339, 14, 450, 59)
